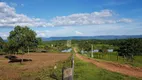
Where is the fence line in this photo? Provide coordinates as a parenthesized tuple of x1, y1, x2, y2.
(62, 53, 74, 80)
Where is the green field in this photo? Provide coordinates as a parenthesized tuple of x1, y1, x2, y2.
(83, 52, 142, 67)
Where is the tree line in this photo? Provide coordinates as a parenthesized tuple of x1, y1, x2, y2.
(72, 39, 142, 61)
(0, 26, 142, 62)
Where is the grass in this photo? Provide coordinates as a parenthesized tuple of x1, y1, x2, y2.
(133, 56, 142, 67)
(74, 55, 141, 80)
(83, 52, 142, 67)
(21, 53, 141, 80)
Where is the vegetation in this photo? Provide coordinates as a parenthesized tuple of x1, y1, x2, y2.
(0, 27, 142, 66)
(0, 26, 142, 79)
(0, 26, 71, 54)
(0, 37, 4, 53)
(83, 52, 142, 67)
(4, 26, 38, 54)
(72, 39, 142, 67)
(74, 56, 141, 80)
(19, 54, 141, 80)
(118, 38, 142, 61)
(41, 40, 70, 52)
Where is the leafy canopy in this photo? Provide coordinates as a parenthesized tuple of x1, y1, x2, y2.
(8, 26, 37, 54)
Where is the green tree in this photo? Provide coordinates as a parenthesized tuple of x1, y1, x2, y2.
(36, 37, 43, 45)
(8, 26, 37, 54)
(0, 37, 4, 52)
(118, 38, 142, 62)
(78, 40, 91, 51)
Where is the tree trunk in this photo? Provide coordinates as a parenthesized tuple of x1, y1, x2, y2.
(20, 54, 24, 64)
(20, 50, 24, 64)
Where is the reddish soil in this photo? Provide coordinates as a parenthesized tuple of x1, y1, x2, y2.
(0, 53, 70, 80)
(76, 53, 142, 78)
(74, 48, 142, 78)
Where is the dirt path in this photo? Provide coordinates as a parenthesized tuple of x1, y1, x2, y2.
(74, 48, 142, 78)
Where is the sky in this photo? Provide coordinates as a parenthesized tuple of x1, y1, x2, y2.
(0, 0, 142, 39)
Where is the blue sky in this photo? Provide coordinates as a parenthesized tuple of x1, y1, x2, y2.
(0, 0, 142, 39)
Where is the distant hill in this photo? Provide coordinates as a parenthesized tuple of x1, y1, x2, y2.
(41, 35, 142, 41)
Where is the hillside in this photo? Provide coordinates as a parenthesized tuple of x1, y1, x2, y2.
(42, 35, 142, 41)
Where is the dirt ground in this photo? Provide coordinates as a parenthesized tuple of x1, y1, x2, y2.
(76, 53, 142, 78)
(0, 53, 70, 80)
(73, 48, 142, 78)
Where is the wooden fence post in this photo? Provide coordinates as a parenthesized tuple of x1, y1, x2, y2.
(71, 54, 74, 80)
(62, 54, 74, 80)
(91, 44, 94, 58)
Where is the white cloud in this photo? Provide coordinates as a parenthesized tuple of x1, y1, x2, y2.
(35, 27, 76, 37)
(75, 31, 83, 35)
(0, 2, 132, 27)
(36, 30, 51, 37)
(33, 23, 142, 38)
(51, 9, 132, 26)
(117, 18, 132, 23)
(0, 2, 52, 27)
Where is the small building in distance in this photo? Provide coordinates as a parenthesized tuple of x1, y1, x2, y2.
(107, 49, 113, 52)
(61, 48, 72, 52)
(93, 49, 99, 53)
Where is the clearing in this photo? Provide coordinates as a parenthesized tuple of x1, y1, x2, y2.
(0, 53, 70, 80)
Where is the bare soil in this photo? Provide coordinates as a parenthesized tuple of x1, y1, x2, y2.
(76, 53, 142, 78)
(73, 48, 142, 78)
(0, 53, 70, 80)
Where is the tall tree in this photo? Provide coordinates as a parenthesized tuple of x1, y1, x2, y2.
(8, 26, 37, 54)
